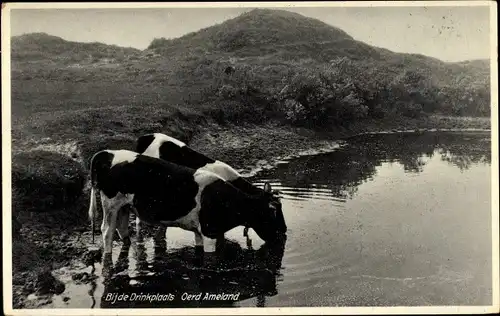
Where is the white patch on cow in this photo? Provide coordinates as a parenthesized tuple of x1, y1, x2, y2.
(141, 133, 186, 159)
(193, 168, 224, 188)
(200, 160, 240, 181)
(106, 149, 138, 167)
(141, 142, 161, 159)
(154, 133, 186, 148)
(203, 236, 217, 253)
(158, 207, 200, 232)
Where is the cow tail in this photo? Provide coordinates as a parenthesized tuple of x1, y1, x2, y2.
(89, 187, 97, 244)
(88, 152, 99, 244)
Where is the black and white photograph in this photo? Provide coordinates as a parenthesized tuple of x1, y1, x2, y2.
(2, 2, 498, 315)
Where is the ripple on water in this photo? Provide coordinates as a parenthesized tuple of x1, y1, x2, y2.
(248, 132, 492, 306)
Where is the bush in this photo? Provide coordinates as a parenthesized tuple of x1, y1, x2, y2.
(205, 99, 271, 126)
(197, 55, 478, 129)
(276, 70, 369, 127)
(147, 37, 171, 50)
(12, 150, 86, 213)
(283, 99, 306, 123)
(217, 84, 238, 99)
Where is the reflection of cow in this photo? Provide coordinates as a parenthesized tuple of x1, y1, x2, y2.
(224, 65, 235, 76)
(135, 133, 286, 240)
(88, 149, 284, 256)
(100, 236, 286, 308)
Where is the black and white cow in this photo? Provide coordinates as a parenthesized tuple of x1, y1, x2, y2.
(88, 149, 284, 254)
(135, 133, 287, 239)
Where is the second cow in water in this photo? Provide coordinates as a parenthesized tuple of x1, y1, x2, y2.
(135, 133, 287, 241)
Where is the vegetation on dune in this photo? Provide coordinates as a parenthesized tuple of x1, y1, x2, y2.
(148, 9, 353, 54)
(193, 55, 489, 131)
(12, 32, 140, 64)
(12, 9, 490, 123)
(144, 8, 489, 117)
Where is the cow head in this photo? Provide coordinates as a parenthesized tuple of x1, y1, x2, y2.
(250, 182, 287, 243)
(263, 182, 287, 233)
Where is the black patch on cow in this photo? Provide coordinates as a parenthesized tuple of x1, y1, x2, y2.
(198, 179, 279, 242)
(95, 153, 199, 222)
(158, 141, 215, 170)
(198, 179, 250, 238)
(135, 134, 156, 154)
(131, 155, 200, 222)
(273, 200, 287, 233)
(228, 178, 286, 233)
(228, 177, 264, 196)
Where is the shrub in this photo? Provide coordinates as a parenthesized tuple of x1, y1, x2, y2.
(12, 150, 86, 213)
(276, 69, 369, 127)
(205, 99, 270, 126)
(217, 84, 238, 99)
(283, 99, 306, 123)
(147, 37, 170, 50)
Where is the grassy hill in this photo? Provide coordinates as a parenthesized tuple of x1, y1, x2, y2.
(144, 9, 488, 87)
(147, 9, 353, 55)
(10, 8, 491, 151)
(12, 32, 141, 65)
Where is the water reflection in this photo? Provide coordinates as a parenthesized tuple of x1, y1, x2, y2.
(253, 132, 490, 202)
(99, 236, 287, 308)
(246, 131, 491, 307)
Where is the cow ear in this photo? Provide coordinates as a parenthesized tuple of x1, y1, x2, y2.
(263, 182, 272, 193)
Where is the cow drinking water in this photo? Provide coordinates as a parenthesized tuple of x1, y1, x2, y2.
(135, 133, 287, 240)
(88, 149, 284, 255)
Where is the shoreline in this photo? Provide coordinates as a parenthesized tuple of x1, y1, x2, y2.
(238, 127, 491, 178)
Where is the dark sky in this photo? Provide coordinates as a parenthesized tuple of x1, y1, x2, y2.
(9, 4, 492, 62)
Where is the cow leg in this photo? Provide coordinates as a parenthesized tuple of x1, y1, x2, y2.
(135, 216, 142, 237)
(195, 224, 217, 253)
(192, 230, 204, 266)
(115, 243, 130, 274)
(246, 236, 253, 250)
(100, 193, 130, 254)
(201, 235, 218, 269)
(116, 206, 131, 246)
(102, 208, 118, 254)
(202, 235, 217, 253)
(100, 204, 116, 278)
(153, 226, 167, 250)
(100, 209, 111, 252)
(194, 231, 203, 247)
(101, 252, 114, 278)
